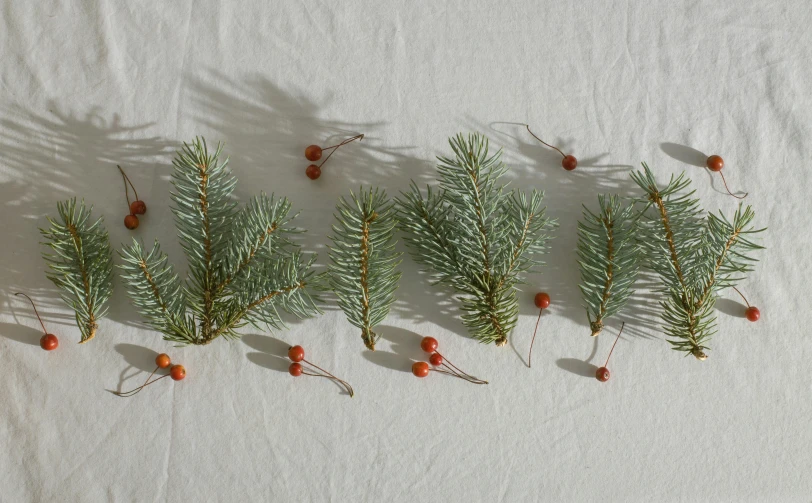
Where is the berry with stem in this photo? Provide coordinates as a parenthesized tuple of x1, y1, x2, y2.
(596, 322, 624, 382)
(14, 292, 58, 351)
(705, 155, 747, 199)
(732, 286, 760, 322)
(287, 346, 354, 397)
(527, 292, 550, 368)
(304, 133, 364, 180)
(525, 125, 577, 170)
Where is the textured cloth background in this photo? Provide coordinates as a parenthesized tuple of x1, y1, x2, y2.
(1, 1, 809, 501)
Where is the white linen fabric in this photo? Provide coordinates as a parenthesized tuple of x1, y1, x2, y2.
(1, 1, 810, 501)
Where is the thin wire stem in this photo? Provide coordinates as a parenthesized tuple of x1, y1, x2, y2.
(731, 286, 751, 308)
(318, 134, 364, 170)
(604, 322, 625, 367)
(436, 352, 486, 383)
(527, 307, 543, 368)
(525, 125, 565, 158)
(431, 367, 488, 384)
(114, 371, 167, 397)
(718, 171, 747, 199)
(302, 359, 354, 397)
(14, 292, 48, 334)
(118, 165, 140, 205)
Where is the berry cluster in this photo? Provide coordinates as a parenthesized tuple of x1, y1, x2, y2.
(118, 165, 147, 230)
(412, 337, 488, 385)
(114, 353, 186, 397)
(288, 345, 354, 397)
(303, 133, 363, 180)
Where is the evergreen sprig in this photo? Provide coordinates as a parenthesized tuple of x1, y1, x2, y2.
(577, 194, 640, 336)
(632, 163, 764, 359)
(396, 133, 555, 346)
(119, 138, 323, 345)
(40, 198, 114, 343)
(328, 188, 401, 350)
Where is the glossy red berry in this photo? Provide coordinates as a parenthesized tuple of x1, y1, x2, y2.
(429, 353, 444, 366)
(305, 145, 323, 162)
(289, 362, 303, 376)
(129, 200, 147, 215)
(40, 334, 58, 351)
(534, 292, 551, 309)
(745, 306, 760, 322)
(596, 366, 610, 382)
(306, 164, 321, 180)
(706, 155, 724, 172)
(155, 353, 171, 369)
(170, 364, 186, 381)
(124, 214, 139, 230)
(288, 345, 305, 362)
(562, 155, 578, 171)
(412, 361, 430, 378)
(420, 337, 439, 353)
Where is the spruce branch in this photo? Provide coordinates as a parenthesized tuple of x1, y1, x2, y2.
(40, 198, 114, 343)
(119, 138, 322, 346)
(328, 188, 401, 350)
(396, 133, 555, 346)
(631, 163, 764, 359)
(577, 194, 640, 336)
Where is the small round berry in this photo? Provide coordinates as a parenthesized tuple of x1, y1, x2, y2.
(305, 164, 321, 180)
(124, 214, 139, 230)
(155, 353, 171, 369)
(429, 353, 443, 366)
(562, 155, 577, 171)
(40, 334, 58, 351)
(289, 362, 303, 376)
(706, 155, 724, 172)
(412, 361, 430, 378)
(130, 200, 147, 215)
(745, 306, 760, 322)
(170, 364, 186, 381)
(420, 336, 439, 353)
(595, 366, 610, 382)
(288, 345, 305, 362)
(305, 145, 323, 162)
(534, 292, 551, 309)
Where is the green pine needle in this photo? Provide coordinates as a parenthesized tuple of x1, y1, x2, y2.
(119, 138, 323, 346)
(577, 194, 640, 336)
(631, 162, 765, 359)
(328, 188, 402, 350)
(40, 198, 114, 343)
(396, 133, 555, 346)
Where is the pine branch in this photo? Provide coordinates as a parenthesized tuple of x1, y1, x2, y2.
(631, 163, 764, 359)
(120, 138, 322, 345)
(577, 194, 640, 336)
(328, 188, 401, 350)
(40, 198, 113, 343)
(396, 133, 555, 346)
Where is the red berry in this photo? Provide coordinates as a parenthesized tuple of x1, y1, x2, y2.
(130, 200, 147, 215)
(706, 155, 724, 172)
(595, 366, 610, 382)
(289, 362, 303, 376)
(420, 337, 438, 353)
(288, 345, 305, 362)
(745, 306, 760, 322)
(429, 353, 443, 366)
(155, 353, 171, 369)
(170, 364, 186, 381)
(562, 155, 577, 171)
(306, 164, 321, 180)
(305, 145, 323, 162)
(124, 214, 139, 230)
(534, 292, 551, 309)
(412, 361, 430, 378)
(40, 334, 58, 351)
